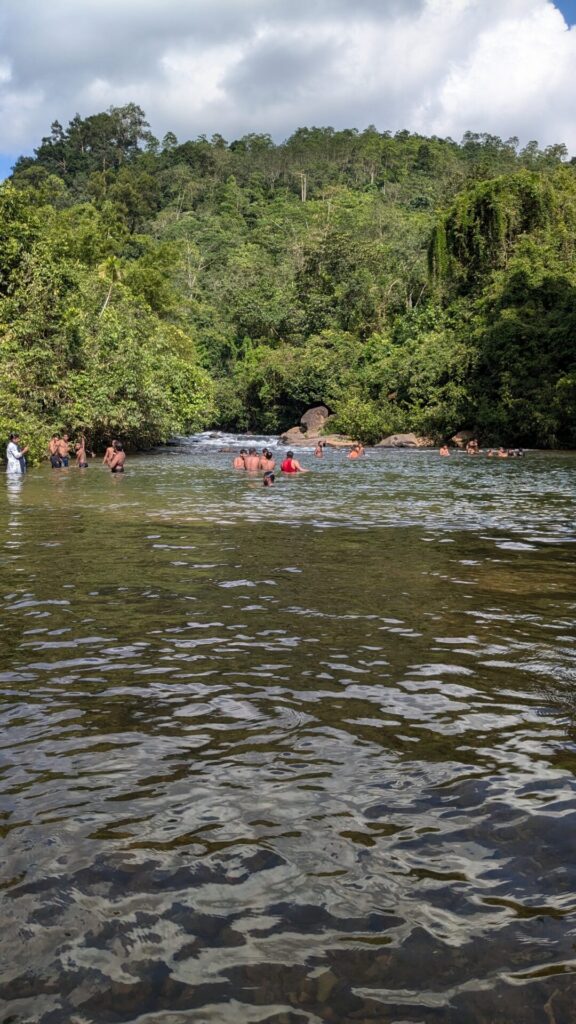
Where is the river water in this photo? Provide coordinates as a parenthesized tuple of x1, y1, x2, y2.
(1, 437, 575, 1024)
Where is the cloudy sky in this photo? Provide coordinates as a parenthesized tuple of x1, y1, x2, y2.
(0, 0, 575, 176)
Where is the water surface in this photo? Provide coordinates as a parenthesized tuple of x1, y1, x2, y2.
(1, 440, 575, 1023)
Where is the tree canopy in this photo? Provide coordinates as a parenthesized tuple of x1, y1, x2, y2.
(2, 104, 575, 454)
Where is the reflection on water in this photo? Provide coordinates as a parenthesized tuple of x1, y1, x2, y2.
(1, 440, 575, 1023)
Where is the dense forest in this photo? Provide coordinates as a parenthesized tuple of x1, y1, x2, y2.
(2, 102, 576, 457)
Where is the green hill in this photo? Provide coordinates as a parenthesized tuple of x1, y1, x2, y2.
(2, 103, 575, 456)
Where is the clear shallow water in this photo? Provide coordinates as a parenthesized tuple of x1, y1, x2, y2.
(1, 440, 576, 1024)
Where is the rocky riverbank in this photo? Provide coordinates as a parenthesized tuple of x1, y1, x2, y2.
(280, 406, 435, 448)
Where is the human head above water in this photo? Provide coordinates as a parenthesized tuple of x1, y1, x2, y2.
(263, 471, 275, 486)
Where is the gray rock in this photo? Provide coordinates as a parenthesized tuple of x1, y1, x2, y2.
(451, 430, 475, 448)
(279, 425, 307, 444)
(300, 405, 331, 436)
(377, 432, 434, 448)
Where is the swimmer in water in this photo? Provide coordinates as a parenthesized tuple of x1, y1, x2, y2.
(439, 445, 450, 456)
(348, 443, 364, 459)
(244, 447, 260, 472)
(280, 450, 308, 474)
(233, 448, 247, 469)
(259, 449, 276, 472)
(314, 441, 325, 458)
(263, 471, 275, 486)
(109, 443, 126, 473)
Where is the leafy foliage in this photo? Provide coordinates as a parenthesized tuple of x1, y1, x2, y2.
(2, 107, 576, 456)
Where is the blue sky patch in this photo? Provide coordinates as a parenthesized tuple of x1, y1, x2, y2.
(555, 0, 576, 24)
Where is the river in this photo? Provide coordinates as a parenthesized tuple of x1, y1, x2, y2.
(1, 437, 575, 1023)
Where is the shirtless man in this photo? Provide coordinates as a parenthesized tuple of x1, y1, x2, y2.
(259, 449, 275, 472)
(233, 448, 247, 469)
(48, 434, 61, 468)
(75, 436, 88, 469)
(244, 447, 260, 472)
(314, 441, 325, 458)
(103, 440, 118, 467)
(109, 443, 126, 473)
(280, 450, 308, 474)
(439, 445, 450, 457)
(57, 433, 71, 467)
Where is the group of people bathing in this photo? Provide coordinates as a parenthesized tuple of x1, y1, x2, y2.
(4, 432, 127, 475)
(48, 434, 126, 472)
(439, 439, 525, 458)
(232, 447, 305, 486)
(232, 441, 366, 485)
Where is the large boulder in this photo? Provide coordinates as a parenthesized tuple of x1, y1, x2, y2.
(300, 405, 331, 436)
(279, 429, 355, 447)
(280, 425, 307, 445)
(280, 405, 334, 444)
(451, 430, 475, 448)
(377, 433, 434, 448)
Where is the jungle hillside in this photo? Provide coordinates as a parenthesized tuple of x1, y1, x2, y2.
(2, 102, 576, 456)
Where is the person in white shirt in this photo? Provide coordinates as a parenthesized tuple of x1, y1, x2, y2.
(6, 433, 29, 474)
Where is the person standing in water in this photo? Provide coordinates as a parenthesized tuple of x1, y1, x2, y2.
(280, 451, 308, 474)
(75, 436, 89, 469)
(259, 449, 275, 472)
(103, 440, 118, 467)
(6, 434, 28, 474)
(244, 448, 260, 472)
(48, 434, 62, 468)
(439, 445, 450, 457)
(57, 433, 71, 467)
(314, 441, 325, 458)
(233, 448, 247, 469)
(109, 443, 126, 473)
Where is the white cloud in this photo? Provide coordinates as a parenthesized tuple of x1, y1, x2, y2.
(0, 0, 574, 157)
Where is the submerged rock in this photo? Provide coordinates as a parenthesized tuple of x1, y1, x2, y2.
(377, 433, 434, 448)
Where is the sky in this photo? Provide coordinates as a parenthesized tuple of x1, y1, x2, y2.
(0, 0, 575, 178)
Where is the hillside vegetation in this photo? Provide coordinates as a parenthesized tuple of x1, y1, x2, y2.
(2, 102, 576, 456)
